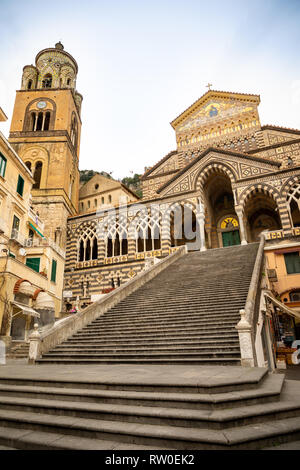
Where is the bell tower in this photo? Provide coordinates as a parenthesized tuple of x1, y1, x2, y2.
(8, 42, 83, 249)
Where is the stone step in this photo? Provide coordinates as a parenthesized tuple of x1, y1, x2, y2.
(82, 320, 239, 333)
(93, 312, 241, 324)
(36, 357, 241, 365)
(0, 381, 295, 431)
(0, 425, 166, 450)
(64, 338, 240, 347)
(0, 374, 283, 410)
(105, 304, 245, 315)
(0, 366, 267, 393)
(51, 345, 241, 355)
(121, 288, 251, 301)
(126, 285, 251, 298)
(74, 324, 239, 336)
(0, 406, 300, 449)
(71, 330, 239, 341)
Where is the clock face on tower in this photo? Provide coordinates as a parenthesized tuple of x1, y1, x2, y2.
(37, 101, 47, 109)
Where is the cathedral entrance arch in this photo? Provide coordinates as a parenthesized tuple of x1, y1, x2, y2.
(219, 216, 241, 247)
(201, 169, 239, 249)
(242, 189, 281, 242)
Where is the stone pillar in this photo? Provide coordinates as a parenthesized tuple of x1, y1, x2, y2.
(235, 207, 248, 245)
(127, 225, 137, 261)
(236, 309, 255, 367)
(161, 210, 171, 256)
(28, 324, 41, 364)
(196, 202, 206, 252)
(98, 238, 105, 264)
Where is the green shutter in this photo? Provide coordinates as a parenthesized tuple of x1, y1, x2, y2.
(26, 257, 40, 273)
(51, 259, 57, 283)
(17, 175, 24, 196)
(284, 252, 300, 274)
(0, 153, 7, 178)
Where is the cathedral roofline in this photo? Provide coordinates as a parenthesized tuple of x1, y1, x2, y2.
(170, 90, 261, 130)
(156, 146, 281, 194)
(261, 124, 300, 135)
(141, 150, 177, 180)
(249, 137, 300, 155)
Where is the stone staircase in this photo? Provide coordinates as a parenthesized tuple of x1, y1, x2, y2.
(36, 243, 259, 365)
(6, 342, 30, 359)
(0, 366, 300, 449)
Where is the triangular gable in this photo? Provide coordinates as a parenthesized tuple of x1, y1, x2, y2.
(141, 150, 178, 180)
(171, 90, 260, 133)
(157, 148, 280, 197)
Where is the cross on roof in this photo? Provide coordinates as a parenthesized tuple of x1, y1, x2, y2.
(206, 83, 213, 91)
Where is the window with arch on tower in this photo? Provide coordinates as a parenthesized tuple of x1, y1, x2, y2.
(33, 161, 43, 189)
(70, 115, 78, 151)
(27, 79, 33, 90)
(30, 111, 51, 132)
(42, 74, 52, 88)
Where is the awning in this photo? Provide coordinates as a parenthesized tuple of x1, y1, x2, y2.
(11, 301, 40, 318)
(264, 293, 300, 321)
(28, 222, 45, 239)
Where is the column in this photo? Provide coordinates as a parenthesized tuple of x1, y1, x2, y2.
(235, 207, 247, 245)
(196, 201, 206, 252)
(161, 210, 171, 256)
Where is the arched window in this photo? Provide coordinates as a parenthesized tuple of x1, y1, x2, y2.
(44, 112, 51, 131)
(108, 195, 112, 203)
(135, 214, 161, 253)
(94, 199, 97, 207)
(67, 78, 71, 86)
(70, 115, 78, 151)
(287, 183, 300, 228)
(77, 225, 98, 262)
(101, 197, 104, 204)
(42, 74, 52, 88)
(25, 161, 32, 171)
(36, 112, 44, 131)
(27, 80, 33, 90)
(105, 217, 128, 258)
(88, 200, 90, 208)
(33, 161, 43, 189)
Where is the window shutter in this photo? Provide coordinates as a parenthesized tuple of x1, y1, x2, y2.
(284, 253, 300, 274)
(0, 153, 7, 178)
(17, 175, 24, 196)
(26, 257, 40, 273)
(51, 259, 57, 283)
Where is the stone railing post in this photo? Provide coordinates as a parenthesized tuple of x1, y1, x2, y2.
(235, 234, 265, 367)
(236, 309, 255, 367)
(28, 324, 41, 364)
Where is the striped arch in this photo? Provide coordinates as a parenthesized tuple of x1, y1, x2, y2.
(195, 161, 238, 202)
(238, 184, 281, 211)
(163, 200, 197, 218)
(239, 184, 292, 234)
(281, 176, 300, 199)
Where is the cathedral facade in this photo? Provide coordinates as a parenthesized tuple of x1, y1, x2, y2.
(64, 89, 300, 311)
(5, 43, 300, 314)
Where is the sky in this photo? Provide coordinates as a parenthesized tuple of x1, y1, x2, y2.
(1, 0, 300, 180)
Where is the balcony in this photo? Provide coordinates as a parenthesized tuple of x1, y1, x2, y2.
(9, 228, 25, 246)
(28, 208, 45, 232)
(24, 236, 65, 259)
